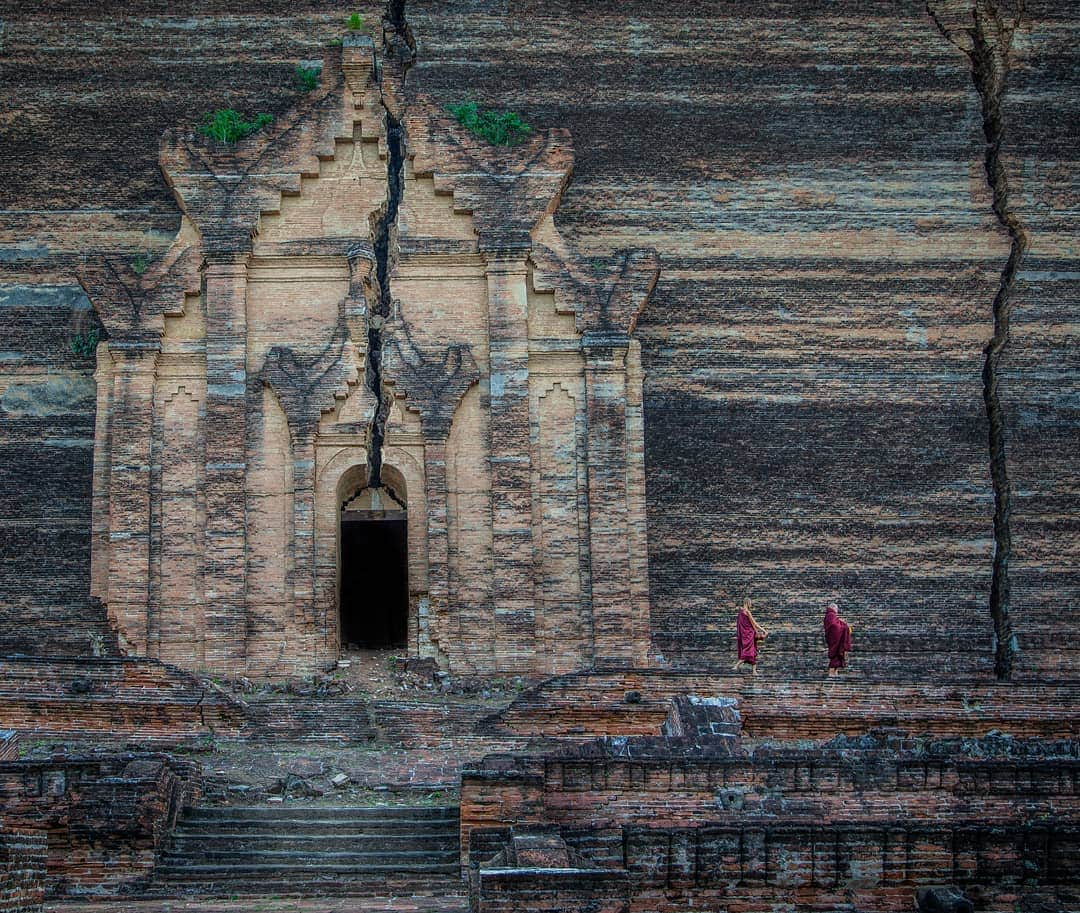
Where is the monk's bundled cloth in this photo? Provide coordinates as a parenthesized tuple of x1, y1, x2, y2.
(736, 607, 758, 665)
(823, 604, 852, 670)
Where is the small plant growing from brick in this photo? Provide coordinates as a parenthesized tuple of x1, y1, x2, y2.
(197, 109, 274, 144)
(447, 101, 531, 147)
(131, 253, 150, 275)
(294, 64, 321, 92)
(70, 329, 100, 356)
(346, 12, 370, 32)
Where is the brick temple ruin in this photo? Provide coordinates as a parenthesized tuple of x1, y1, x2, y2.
(0, 2, 1077, 912)
(78, 36, 654, 678)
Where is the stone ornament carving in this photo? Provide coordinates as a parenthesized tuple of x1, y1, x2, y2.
(381, 310, 480, 440)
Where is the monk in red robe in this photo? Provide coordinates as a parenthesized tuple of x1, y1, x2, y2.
(732, 599, 767, 675)
(823, 602, 853, 675)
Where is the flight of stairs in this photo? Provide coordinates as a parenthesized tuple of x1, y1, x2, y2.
(155, 804, 463, 898)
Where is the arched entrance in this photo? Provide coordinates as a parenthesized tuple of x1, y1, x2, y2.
(338, 471, 409, 650)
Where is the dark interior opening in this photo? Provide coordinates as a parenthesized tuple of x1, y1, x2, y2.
(339, 516, 408, 649)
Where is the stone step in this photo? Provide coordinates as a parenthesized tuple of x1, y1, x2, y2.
(183, 804, 458, 822)
(152, 875, 469, 900)
(155, 804, 463, 895)
(173, 820, 458, 837)
(161, 848, 460, 866)
(157, 861, 461, 878)
(168, 832, 457, 851)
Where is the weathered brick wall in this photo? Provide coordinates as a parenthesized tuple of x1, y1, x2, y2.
(0, 1, 1075, 680)
(462, 743, 1080, 912)
(0, 2, 379, 661)
(615, 822, 1077, 912)
(0, 828, 45, 913)
(0, 754, 197, 896)
(400, 0, 1079, 682)
(464, 822, 1078, 912)
(0, 284, 110, 658)
(464, 752, 1080, 835)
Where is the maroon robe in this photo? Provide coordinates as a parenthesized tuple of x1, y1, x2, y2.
(736, 609, 758, 663)
(823, 605, 852, 669)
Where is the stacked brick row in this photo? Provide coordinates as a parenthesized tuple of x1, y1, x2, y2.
(0, 829, 45, 913)
(484, 670, 1080, 741)
(0, 658, 243, 741)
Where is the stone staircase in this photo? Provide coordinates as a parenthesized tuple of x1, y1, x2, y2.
(154, 804, 464, 897)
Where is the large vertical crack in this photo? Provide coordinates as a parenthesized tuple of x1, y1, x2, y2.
(928, 0, 1027, 679)
(366, 0, 415, 487)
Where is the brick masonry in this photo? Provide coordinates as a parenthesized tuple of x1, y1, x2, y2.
(461, 729, 1080, 910)
(0, 2, 1076, 682)
(0, 754, 196, 897)
(12, 25, 655, 679)
(0, 827, 45, 913)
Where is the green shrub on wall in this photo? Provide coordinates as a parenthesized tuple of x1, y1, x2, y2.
(294, 64, 322, 92)
(70, 329, 100, 356)
(447, 101, 531, 147)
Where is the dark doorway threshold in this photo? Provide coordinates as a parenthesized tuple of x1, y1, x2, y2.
(339, 515, 408, 649)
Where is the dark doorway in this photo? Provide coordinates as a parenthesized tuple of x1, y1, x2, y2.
(339, 516, 408, 649)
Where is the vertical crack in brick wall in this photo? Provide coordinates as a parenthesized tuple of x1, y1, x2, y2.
(929, 0, 1027, 679)
(366, 0, 415, 487)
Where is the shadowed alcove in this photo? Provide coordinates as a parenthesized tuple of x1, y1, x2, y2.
(338, 469, 409, 650)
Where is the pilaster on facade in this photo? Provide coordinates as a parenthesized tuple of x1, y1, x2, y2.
(102, 340, 161, 655)
(201, 251, 251, 667)
(581, 334, 638, 667)
(481, 247, 538, 670)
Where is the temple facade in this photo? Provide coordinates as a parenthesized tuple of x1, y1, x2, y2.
(78, 37, 659, 677)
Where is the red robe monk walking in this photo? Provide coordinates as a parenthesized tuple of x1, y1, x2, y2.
(823, 602, 853, 675)
(732, 599, 767, 675)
